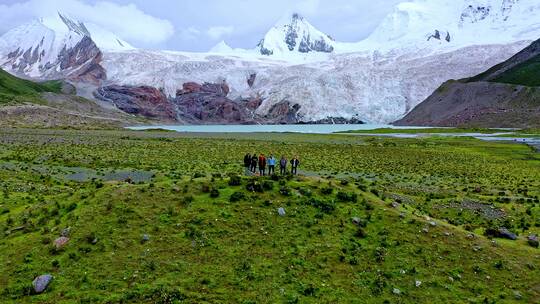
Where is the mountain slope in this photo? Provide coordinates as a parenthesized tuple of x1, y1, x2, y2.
(0, 67, 61, 98)
(0, 13, 132, 84)
(395, 38, 540, 128)
(0, 68, 143, 128)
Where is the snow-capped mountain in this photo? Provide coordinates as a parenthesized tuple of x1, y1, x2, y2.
(1, 1, 540, 124)
(361, 0, 540, 53)
(0, 12, 132, 82)
(256, 13, 335, 56)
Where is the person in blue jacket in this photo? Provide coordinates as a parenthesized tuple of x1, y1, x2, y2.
(268, 154, 276, 175)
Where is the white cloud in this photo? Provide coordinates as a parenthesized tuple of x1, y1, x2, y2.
(0, 0, 175, 47)
(206, 26, 235, 40)
(178, 27, 202, 41)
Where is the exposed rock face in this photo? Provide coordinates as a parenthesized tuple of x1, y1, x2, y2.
(264, 101, 301, 124)
(174, 81, 253, 124)
(94, 81, 311, 124)
(94, 85, 176, 121)
(58, 36, 106, 84)
(247, 73, 257, 88)
(303, 116, 365, 125)
(3, 34, 105, 85)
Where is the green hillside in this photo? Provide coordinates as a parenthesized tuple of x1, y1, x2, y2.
(0, 130, 538, 303)
(0, 69, 62, 105)
(492, 53, 540, 87)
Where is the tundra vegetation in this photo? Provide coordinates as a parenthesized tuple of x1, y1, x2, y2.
(0, 129, 538, 303)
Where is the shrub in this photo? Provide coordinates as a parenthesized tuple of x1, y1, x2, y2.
(228, 175, 242, 186)
(279, 186, 291, 196)
(193, 172, 205, 179)
(337, 191, 358, 203)
(201, 183, 211, 193)
(210, 188, 220, 198)
(321, 187, 333, 195)
(246, 180, 263, 192)
(307, 198, 336, 214)
(230, 191, 246, 202)
(262, 180, 274, 191)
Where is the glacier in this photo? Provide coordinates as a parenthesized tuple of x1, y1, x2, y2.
(2, 1, 540, 123)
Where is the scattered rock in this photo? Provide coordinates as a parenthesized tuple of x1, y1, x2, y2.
(61, 227, 71, 237)
(527, 234, 539, 248)
(391, 202, 400, 208)
(429, 221, 437, 227)
(53, 236, 70, 249)
(141, 234, 150, 243)
(352, 217, 361, 225)
(415, 280, 422, 287)
(422, 228, 429, 233)
(392, 288, 401, 295)
(513, 290, 523, 300)
(486, 227, 517, 240)
(32, 274, 53, 294)
(278, 207, 286, 216)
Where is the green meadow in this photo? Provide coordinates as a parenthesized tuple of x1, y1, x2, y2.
(0, 129, 538, 303)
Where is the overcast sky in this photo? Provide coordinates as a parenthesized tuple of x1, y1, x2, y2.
(0, 0, 402, 52)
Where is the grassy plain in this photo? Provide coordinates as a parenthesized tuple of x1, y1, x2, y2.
(0, 129, 538, 303)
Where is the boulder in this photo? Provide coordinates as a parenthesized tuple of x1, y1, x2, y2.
(278, 207, 286, 216)
(486, 227, 517, 240)
(61, 227, 71, 237)
(54, 236, 70, 249)
(32, 274, 53, 294)
(527, 234, 539, 248)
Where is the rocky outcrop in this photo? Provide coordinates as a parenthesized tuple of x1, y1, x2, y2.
(247, 73, 256, 88)
(94, 85, 176, 121)
(174, 81, 254, 124)
(264, 101, 301, 124)
(302, 116, 365, 125)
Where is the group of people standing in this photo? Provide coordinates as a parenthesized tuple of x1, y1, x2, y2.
(244, 153, 300, 176)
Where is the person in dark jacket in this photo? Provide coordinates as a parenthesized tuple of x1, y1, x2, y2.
(244, 153, 251, 174)
(290, 156, 300, 175)
(258, 154, 267, 176)
(250, 154, 258, 173)
(280, 156, 287, 175)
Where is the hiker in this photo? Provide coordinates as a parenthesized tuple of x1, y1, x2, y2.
(250, 154, 258, 173)
(280, 156, 287, 175)
(244, 153, 251, 174)
(268, 154, 276, 175)
(290, 156, 300, 175)
(258, 154, 267, 176)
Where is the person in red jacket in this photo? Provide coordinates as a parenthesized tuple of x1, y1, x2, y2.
(258, 154, 267, 176)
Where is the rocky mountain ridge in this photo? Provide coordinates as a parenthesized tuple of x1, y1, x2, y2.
(1, 1, 540, 125)
(395, 38, 540, 128)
